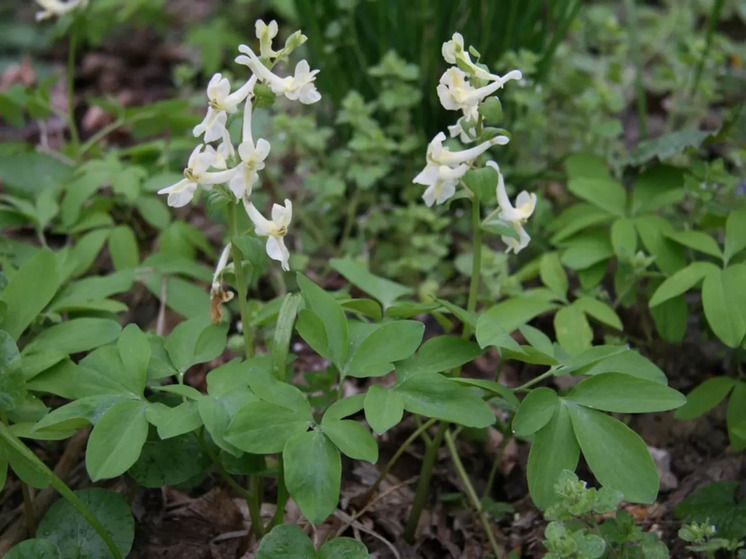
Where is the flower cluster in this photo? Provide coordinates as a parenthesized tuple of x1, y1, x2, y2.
(158, 20, 321, 272)
(415, 32, 536, 253)
(34, 0, 88, 20)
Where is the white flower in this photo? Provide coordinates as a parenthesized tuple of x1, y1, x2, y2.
(243, 198, 293, 271)
(442, 32, 523, 84)
(415, 164, 469, 207)
(437, 67, 522, 116)
(228, 139, 271, 199)
(256, 19, 279, 58)
(427, 131, 508, 167)
(442, 32, 466, 65)
(448, 116, 477, 143)
(235, 45, 321, 104)
(157, 144, 236, 207)
(35, 0, 87, 20)
(487, 161, 537, 254)
(193, 73, 254, 142)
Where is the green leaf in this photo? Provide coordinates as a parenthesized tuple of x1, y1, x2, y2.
(527, 403, 579, 509)
(727, 382, 746, 451)
(146, 401, 203, 439)
(395, 373, 494, 428)
(108, 225, 139, 270)
(560, 235, 614, 270)
(512, 388, 559, 438)
(323, 394, 365, 422)
(630, 165, 684, 215)
(272, 293, 302, 380)
(330, 258, 412, 309)
(573, 348, 668, 384)
(165, 318, 228, 376)
(702, 265, 746, 348)
(317, 538, 370, 559)
(554, 305, 593, 356)
(0, 249, 60, 340)
(724, 207, 746, 264)
(394, 336, 482, 379)
(479, 293, 557, 334)
(478, 96, 502, 124)
(24, 318, 121, 356)
(540, 253, 568, 300)
(320, 419, 378, 462)
(86, 401, 148, 481)
(225, 401, 311, 454)
(567, 373, 685, 413)
(650, 292, 688, 342)
(463, 166, 498, 204)
(118, 324, 150, 395)
(574, 297, 623, 330)
(284, 430, 341, 525)
(664, 229, 722, 259)
(624, 129, 717, 167)
(610, 217, 637, 258)
(341, 299, 382, 321)
(4, 539, 62, 559)
(649, 261, 718, 307)
(519, 325, 555, 358)
(346, 320, 424, 378)
(363, 385, 404, 434)
(135, 196, 171, 230)
(634, 216, 687, 275)
(674, 482, 746, 541)
(567, 404, 658, 503)
(296, 309, 332, 362)
(198, 392, 257, 456)
(564, 154, 612, 181)
(567, 177, 627, 217)
(256, 524, 314, 559)
(297, 274, 348, 367)
(550, 204, 614, 244)
(34, 394, 136, 431)
(675, 377, 736, 420)
(128, 435, 209, 487)
(37, 488, 134, 558)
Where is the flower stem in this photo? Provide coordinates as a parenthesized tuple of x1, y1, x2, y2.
(404, 196, 485, 542)
(226, 203, 264, 537)
(67, 27, 81, 158)
(444, 430, 504, 558)
(229, 202, 255, 358)
(464, 197, 483, 338)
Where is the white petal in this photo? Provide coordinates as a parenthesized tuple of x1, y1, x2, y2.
(243, 200, 274, 236)
(265, 236, 290, 271)
(413, 164, 440, 186)
(271, 199, 292, 226)
(255, 138, 271, 160)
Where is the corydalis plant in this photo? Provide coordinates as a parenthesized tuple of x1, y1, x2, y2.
(159, 20, 320, 273)
(415, 32, 536, 253)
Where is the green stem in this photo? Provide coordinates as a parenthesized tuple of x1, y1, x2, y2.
(514, 370, 555, 392)
(194, 432, 253, 502)
(229, 202, 255, 358)
(404, 196, 485, 542)
(444, 430, 504, 558)
(0, 424, 122, 559)
(364, 418, 437, 503)
(404, 422, 447, 543)
(21, 482, 36, 536)
(338, 186, 360, 255)
(269, 454, 288, 530)
(226, 203, 265, 537)
(624, 0, 647, 140)
(463, 197, 483, 338)
(690, 0, 724, 98)
(67, 28, 81, 158)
